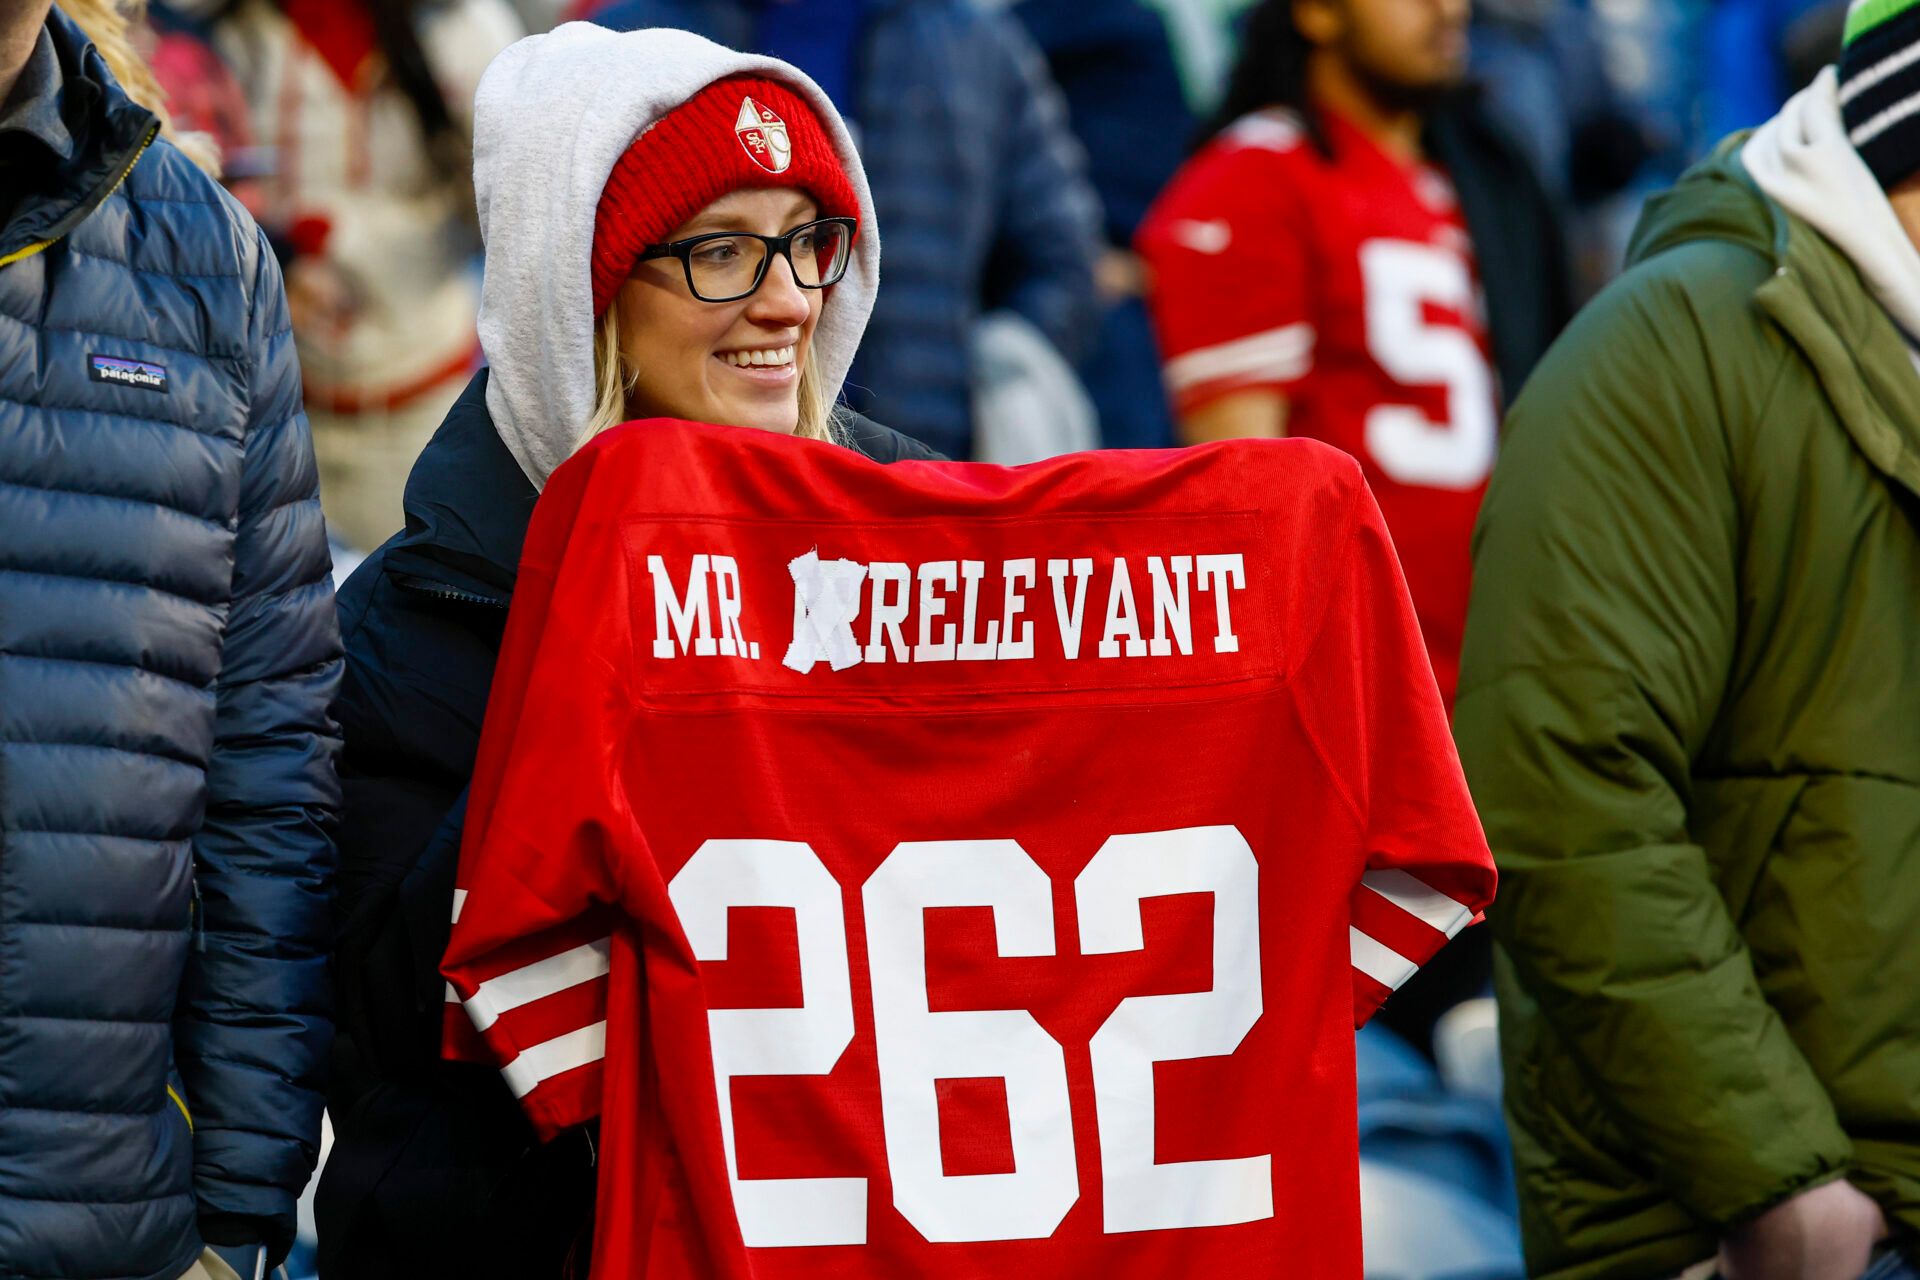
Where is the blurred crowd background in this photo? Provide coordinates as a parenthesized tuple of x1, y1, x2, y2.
(135, 0, 1841, 558)
(98, 0, 1850, 1275)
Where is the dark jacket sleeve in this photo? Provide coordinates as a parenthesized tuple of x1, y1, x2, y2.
(1453, 248, 1851, 1226)
(178, 221, 344, 1256)
(329, 566, 483, 1086)
(1432, 98, 1575, 402)
(979, 9, 1104, 364)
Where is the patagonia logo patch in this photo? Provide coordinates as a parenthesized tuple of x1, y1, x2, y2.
(88, 354, 168, 393)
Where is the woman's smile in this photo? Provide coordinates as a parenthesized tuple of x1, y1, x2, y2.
(714, 343, 798, 381)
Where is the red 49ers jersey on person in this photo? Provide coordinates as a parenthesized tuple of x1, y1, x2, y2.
(441, 422, 1495, 1278)
(1136, 106, 1499, 704)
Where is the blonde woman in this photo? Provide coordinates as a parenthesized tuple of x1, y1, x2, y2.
(318, 24, 935, 1277)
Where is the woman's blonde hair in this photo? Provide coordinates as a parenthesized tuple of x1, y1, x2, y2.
(582, 299, 839, 446)
(57, 0, 222, 178)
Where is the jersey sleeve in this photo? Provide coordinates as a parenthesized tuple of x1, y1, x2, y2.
(1136, 129, 1315, 415)
(1292, 470, 1496, 1027)
(440, 450, 639, 1140)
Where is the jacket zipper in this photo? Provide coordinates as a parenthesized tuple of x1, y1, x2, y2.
(166, 1083, 193, 1132)
(0, 121, 158, 270)
(395, 577, 510, 610)
(173, 872, 201, 1135)
(0, 238, 54, 269)
(173, 874, 201, 1137)
(418, 585, 508, 609)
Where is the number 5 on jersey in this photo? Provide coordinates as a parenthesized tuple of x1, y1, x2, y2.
(667, 825, 1270, 1247)
(1360, 238, 1496, 490)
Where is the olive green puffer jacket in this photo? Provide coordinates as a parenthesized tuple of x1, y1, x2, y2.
(1456, 138, 1920, 1280)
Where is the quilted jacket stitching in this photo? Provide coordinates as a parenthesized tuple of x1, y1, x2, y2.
(0, 319, 251, 362)
(0, 565, 232, 607)
(0, 477, 234, 528)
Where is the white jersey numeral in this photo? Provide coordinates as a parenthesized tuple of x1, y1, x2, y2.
(667, 826, 1269, 1246)
(1078, 826, 1270, 1232)
(1359, 239, 1497, 490)
(669, 839, 867, 1247)
(864, 840, 1080, 1241)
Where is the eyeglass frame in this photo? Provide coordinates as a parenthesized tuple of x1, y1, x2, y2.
(634, 216, 858, 303)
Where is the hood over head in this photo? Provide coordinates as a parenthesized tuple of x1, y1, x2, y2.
(471, 23, 880, 489)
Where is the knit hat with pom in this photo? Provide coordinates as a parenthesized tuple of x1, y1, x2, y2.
(589, 75, 859, 317)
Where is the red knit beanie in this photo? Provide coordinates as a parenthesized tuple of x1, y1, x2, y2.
(590, 76, 860, 318)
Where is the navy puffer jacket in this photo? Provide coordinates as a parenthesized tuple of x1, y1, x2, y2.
(0, 12, 340, 1277)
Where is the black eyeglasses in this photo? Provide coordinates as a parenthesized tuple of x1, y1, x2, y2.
(636, 216, 857, 303)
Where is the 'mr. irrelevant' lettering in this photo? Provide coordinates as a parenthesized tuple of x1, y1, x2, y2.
(646, 551, 1248, 673)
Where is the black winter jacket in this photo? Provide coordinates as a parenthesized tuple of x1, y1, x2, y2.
(0, 12, 341, 1276)
(1427, 91, 1575, 407)
(318, 370, 938, 1277)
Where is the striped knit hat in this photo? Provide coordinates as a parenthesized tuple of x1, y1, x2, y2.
(1841, 0, 1920, 188)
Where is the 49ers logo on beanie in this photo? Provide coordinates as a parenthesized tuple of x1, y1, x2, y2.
(734, 97, 792, 174)
(589, 76, 861, 317)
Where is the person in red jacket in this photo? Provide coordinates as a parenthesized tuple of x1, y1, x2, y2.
(318, 24, 935, 1279)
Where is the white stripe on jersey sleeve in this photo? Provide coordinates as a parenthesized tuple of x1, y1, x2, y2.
(1163, 323, 1314, 396)
(502, 1021, 608, 1099)
(462, 936, 613, 1032)
(1350, 926, 1419, 991)
(1359, 869, 1473, 939)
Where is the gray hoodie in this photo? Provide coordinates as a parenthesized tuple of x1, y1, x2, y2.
(471, 23, 881, 489)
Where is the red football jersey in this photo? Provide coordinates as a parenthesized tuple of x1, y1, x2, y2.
(1136, 106, 1499, 704)
(441, 422, 1495, 1278)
